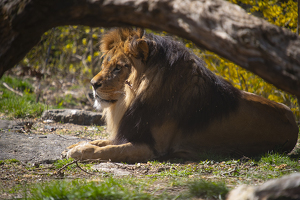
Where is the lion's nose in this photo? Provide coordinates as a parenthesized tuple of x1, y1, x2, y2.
(90, 78, 102, 90)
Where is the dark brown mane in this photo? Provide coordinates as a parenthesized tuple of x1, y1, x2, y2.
(115, 31, 242, 149)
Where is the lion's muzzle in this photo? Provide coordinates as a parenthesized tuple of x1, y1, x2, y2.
(91, 78, 102, 90)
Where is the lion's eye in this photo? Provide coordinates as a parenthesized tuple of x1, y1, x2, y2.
(113, 65, 122, 73)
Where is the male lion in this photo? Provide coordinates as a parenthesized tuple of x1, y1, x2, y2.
(64, 28, 298, 162)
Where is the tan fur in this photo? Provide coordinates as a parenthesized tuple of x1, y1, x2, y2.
(64, 28, 298, 162)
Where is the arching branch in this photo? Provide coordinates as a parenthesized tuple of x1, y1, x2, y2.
(1, 0, 300, 96)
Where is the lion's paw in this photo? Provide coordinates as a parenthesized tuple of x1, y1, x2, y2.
(67, 141, 88, 149)
(61, 142, 90, 160)
(62, 142, 95, 160)
(61, 150, 68, 159)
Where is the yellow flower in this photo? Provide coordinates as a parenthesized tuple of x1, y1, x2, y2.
(66, 44, 72, 49)
(92, 33, 98, 39)
(87, 55, 92, 62)
(82, 38, 87, 45)
(69, 64, 75, 73)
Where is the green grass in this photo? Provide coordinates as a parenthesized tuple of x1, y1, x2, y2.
(2, 150, 300, 199)
(26, 177, 230, 200)
(54, 94, 78, 108)
(259, 152, 298, 167)
(30, 178, 157, 200)
(0, 75, 47, 118)
(0, 158, 20, 165)
(27, 177, 229, 200)
(1, 75, 34, 92)
(52, 158, 76, 170)
(188, 180, 229, 200)
(146, 163, 196, 178)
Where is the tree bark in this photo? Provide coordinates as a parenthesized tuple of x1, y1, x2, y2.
(1, 0, 300, 96)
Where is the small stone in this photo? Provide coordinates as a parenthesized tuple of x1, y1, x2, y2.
(41, 109, 104, 126)
(43, 119, 55, 124)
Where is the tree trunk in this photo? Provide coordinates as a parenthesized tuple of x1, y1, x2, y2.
(298, 0, 300, 35)
(1, 0, 300, 96)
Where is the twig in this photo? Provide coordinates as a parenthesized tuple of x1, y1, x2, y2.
(54, 158, 113, 177)
(55, 159, 108, 176)
(56, 160, 77, 175)
(56, 134, 70, 140)
(2, 82, 23, 96)
(75, 161, 95, 175)
(221, 167, 237, 176)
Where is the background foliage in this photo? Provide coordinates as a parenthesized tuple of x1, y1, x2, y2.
(14, 0, 299, 118)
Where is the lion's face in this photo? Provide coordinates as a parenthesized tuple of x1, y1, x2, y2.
(91, 28, 150, 110)
(91, 49, 131, 109)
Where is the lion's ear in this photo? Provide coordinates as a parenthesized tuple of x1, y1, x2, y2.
(125, 38, 149, 62)
(136, 28, 145, 38)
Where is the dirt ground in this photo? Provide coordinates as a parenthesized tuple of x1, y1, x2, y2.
(0, 119, 109, 163)
(0, 119, 105, 199)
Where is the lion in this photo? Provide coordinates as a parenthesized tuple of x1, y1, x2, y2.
(63, 28, 298, 162)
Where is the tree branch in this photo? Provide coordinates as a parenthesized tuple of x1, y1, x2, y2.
(2, 82, 23, 96)
(1, 0, 300, 96)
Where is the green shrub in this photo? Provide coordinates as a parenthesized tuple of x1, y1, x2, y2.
(0, 75, 46, 118)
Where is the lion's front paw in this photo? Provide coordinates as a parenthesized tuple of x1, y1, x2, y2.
(66, 141, 88, 149)
(61, 150, 68, 159)
(63, 142, 96, 160)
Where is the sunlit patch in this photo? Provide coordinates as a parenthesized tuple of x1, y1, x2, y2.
(93, 99, 102, 110)
(93, 89, 113, 110)
(93, 90, 102, 110)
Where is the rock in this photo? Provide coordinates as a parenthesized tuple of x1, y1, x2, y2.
(227, 173, 300, 200)
(0, 120, 29, 131)
(0, 120, 18, 129)
(92, 162, 132, 176)
(0, 131, 89, 164)
(42, 109, 104, 126)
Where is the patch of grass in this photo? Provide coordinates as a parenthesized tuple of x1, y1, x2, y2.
(146, 162, 197, 178)
(2, 151, 300, 199)
(91, 125, 106, 132)
(0, 158, 20, 165)
(53, 158, 76, 170)
(54, 94, 78, 108)
(259, 152, 299, 168)
(155, 169, 194, 177)
(196, 151, 233, 162)
(0, 75, 46, 118)
(69, 84, 81, 90)
(30, 178, 155, 200)
(1, 75, 34, 92)
(246, 152, 300, 180)
(188, 179, 229, 200)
